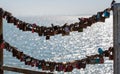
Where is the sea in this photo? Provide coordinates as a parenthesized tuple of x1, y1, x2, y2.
(3, 15, 113, 74)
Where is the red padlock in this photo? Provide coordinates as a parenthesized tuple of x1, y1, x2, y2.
(0, 42, 5, 49)
(109, 55, 114, 60)
(66, 64, 73, 72)
(76, 62, 81, 69)
(32, 23, 36, 33)
(32, 28, 34, 33)
(20, 54, 24, 62)
(100, 57, 104, 64)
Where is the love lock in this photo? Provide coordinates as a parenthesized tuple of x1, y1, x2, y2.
(46, 35, 50, 40)
(98, 48, 104, 55)
(38, 62, 42, 69)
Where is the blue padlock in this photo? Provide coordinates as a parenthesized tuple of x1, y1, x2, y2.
(104, 10, 110, 18)
(95, 58, 100, 63)
(98, 48, 104, 55)
(38, 63, 42, 69)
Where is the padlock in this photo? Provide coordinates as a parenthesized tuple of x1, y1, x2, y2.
(25, 57, 31, 65)
(42, 62, 48, 70)
(64, 26, 70, 35)
(44, 28, 50, 36)
(16, 23, 19, 28)
(19, 21, 24, 30)
(12, 49, 18, 57)
(41, 26, 45, 35)
(65, 64, 73, 72)
(48, 28, 55, 36)
(13, 18, 19, 26)
(23, 55, 30, 64)
(21, 23, 25, 31)
(62, 30, 66, 36)
(32, 23, 36, 33)
(38, 64, 42, 69)
(32, 28, 34, 33)
(78, 28, 83, 32)
(22, 23, 27, 31)
(79, 24, 86, 29)
(33, 60, 37, 67)
(64, 67, 67, 72)
(57, 27, 62, 34)
(58, 63, 65, 71)
(108, 47, 113, 51)
(72, 24, 79, 31)
(111, 0, 116, 10)
(26, 24, 32, 31)
(90, 59, 96, 64)
(100, 17, 105, 22)
(8, 46, 14, 52)
(6, 15, 11, 23)
(53, 25, 59, 31)
(10, 16, 15, 23)
(91, 17, 96, 24)
(87, 18, 93, 26)
(5, 12, 11, 19)
(4, 42, 9, 50)
(55, 64, 60, 71)
(0, 42, 4, 49)
(31, 58, 36, 67)
(38, 27, 43, 36)
(49, 62, 56, 72)
(96, 12, 102, 22)
(2, 11, 7, 18)
(61, 24, 70, 35)
(16, 51, 21, 59)
(109, 55, 114, 60)
(46, 35, 50, 40)
(34, 25, 38, 32)
(7, 16, 14, 23)
(38, 63, 42, 69)
(78, 18, 86, 24)
(45, 62, 51, 71)
(103, 9, 110, 18)
(104, 50, 110, 57)
(17, 21, 21, 29)
(75, 62, 81, 69)
(20, 54, 24, 62)
(9, 47, 13, 52)
(98, 48, 104, 55)
(76, 61, 86, 69)
(91, 15, 97, 23)
(95, 58, 100, 64)
(43, 29, 47, 36)
(81, 61, 86, 69)
(86, 58, 91, 64)
(100, 57, 104, 64)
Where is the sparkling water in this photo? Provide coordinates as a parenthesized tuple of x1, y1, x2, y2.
(3, 15, 113, 74)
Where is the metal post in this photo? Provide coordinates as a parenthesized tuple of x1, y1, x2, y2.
(113, 3, 120, 74)
(0, 8, 3, 74)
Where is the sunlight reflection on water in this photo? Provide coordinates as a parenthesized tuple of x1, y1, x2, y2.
(3, 16, 113, 74)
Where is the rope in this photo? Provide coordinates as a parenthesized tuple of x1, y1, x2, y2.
(0, 41, 113, 72)
(0, 7, 111, 40)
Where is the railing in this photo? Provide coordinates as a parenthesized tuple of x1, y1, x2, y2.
(0, 2, 119, 74)
(0, 8, 53, 74)
(113, 3, 120, 74)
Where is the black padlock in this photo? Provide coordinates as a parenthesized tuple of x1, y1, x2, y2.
(46, 35, 50, 40)
(13, 18, 19, 26)
(104, 50, 110, 57)
(22, 22, 27, 31)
